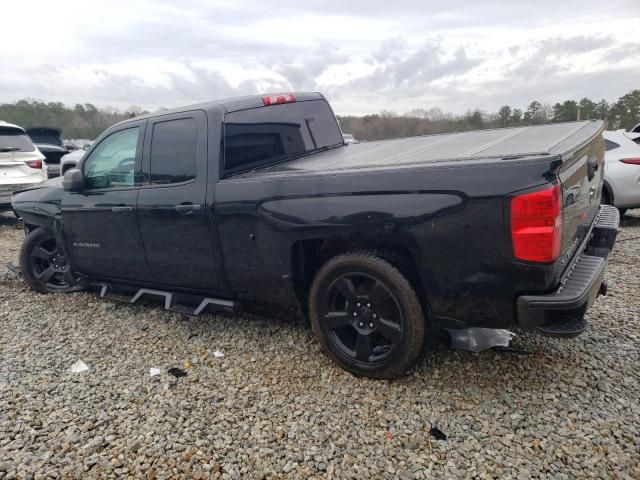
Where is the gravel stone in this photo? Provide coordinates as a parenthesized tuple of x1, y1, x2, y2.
(1, 211, 639, 479)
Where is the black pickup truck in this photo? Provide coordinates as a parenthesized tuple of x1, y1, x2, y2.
(11, 92, 619, 378)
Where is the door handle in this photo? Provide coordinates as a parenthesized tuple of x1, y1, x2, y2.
(111, 206, 133, 213)
(174, 203, 202, 214)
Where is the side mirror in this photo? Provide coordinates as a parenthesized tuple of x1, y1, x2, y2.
(63, 169, 85, 192)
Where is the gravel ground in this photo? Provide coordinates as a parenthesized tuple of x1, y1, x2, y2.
(0, 211, 639, 480)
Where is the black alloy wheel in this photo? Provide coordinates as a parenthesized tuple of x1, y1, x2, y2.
(310, 252, 425, 379)
(20, 228, 81, 293)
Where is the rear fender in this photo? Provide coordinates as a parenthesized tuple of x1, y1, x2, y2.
(261, 191, 466, 298)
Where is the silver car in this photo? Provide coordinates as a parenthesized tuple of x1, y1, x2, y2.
(60, 142, 92, 176)
(603, 130, 640, 216)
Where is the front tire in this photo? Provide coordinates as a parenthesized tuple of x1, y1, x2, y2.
(19, 228, 81, 293)
(309, 252, 425, 379)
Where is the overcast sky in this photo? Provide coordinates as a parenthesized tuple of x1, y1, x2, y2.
(1, 0, 639, 115)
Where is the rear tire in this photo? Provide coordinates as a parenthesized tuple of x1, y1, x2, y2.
(19, 228, 81, 293)
(309, 252, 425, 379)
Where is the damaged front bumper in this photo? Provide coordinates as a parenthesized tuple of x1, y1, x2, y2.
(517, 205, 619, 337)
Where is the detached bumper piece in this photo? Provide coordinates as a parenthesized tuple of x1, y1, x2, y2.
(517, 205, 619, 338)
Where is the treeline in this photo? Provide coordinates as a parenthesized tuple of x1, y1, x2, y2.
(1, 89, 638, 142)
(339, 89, 640, 141)
(0, 100, 149, 139)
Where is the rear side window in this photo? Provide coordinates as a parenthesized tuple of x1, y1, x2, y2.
(604, 139, 620, 151)
(223, 100, 343, 174)
(150, 118, 197, 184)
(0, 129, 36, 153)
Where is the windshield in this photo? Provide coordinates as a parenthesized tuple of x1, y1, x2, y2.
(0, 129, 36, 152)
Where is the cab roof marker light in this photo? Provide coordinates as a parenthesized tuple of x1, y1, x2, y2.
(262, 93, 296, 106)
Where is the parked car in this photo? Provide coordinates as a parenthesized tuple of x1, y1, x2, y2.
(342, 133, 356, 144)
(11, 93, 619, 379)
(0, 121, 46, 211)
(602, 130, 640, 216)
(64, 139, 92, 151)
(626, 123, 640, 142)
(60, 143, 91, 176)
(26, 127, 69, 179)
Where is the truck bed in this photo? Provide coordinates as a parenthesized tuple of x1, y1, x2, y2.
(235, 120, 603, 178)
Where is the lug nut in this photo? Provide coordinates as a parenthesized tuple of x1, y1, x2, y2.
(372, 314, 377, 319)
(356, 302, 361, 307)
(369, 323, 374, 328)
(366, 303, 371, 308)
(359, 322, 364, 327)
(352, 312, 358, 317)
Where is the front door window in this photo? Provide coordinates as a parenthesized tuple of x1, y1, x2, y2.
(83, 127, 139, 189)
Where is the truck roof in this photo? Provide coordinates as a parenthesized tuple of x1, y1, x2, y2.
(232, 120, 604, 179)
(115, 92, 325, 127)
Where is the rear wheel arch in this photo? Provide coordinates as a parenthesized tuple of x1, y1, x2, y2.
(291, 237, 427, 308)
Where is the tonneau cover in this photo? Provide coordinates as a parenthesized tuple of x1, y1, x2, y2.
(244, 120, 603, 176)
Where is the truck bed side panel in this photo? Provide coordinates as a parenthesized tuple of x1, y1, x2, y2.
(215, 158, 562, 328)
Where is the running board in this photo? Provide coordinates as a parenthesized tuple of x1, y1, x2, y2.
(93, 282, 236, 315)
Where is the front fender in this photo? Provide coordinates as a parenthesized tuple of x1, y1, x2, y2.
(12, 178, 63, 230)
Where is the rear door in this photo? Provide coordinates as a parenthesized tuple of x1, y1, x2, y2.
(136, 111, 224, 292)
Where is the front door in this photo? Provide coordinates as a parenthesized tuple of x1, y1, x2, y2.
(61, 121, 153, 283)
(136, 111, 223, 291)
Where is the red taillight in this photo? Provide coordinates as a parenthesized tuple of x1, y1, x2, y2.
(262, 93, 296, 106)
(511, 183, 562, 263)
(620, 157, 640, 165)
(25, 159, 42, 169)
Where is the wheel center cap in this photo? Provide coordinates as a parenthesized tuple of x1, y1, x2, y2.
(51, 254, 66, 270)
(358, 307, 372, 321)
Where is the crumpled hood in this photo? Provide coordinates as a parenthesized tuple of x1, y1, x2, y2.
(11, 175, 64, 219)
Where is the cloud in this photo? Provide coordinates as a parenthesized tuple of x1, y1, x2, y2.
(509, 35, 614, 80)
(601, 42, 640, 63)
(338, 41, 482, 94)
(0, 0, 639, 115)
(273, 50, 350, 90)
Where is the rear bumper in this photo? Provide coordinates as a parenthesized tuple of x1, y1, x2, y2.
(517, 205, 619, 337)
(0, 182, 42, 206)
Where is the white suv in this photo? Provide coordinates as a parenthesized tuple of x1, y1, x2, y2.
(0, 121, 46, 211)
(603, 129, 640, 216)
